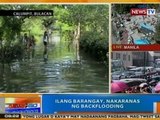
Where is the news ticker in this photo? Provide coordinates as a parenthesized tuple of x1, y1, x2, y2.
(1, 113, 160, 119)
(0, 10, 53, 16)
(20, 114, 160, 119)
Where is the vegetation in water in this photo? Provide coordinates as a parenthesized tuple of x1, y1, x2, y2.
(0, 5, 109, 64)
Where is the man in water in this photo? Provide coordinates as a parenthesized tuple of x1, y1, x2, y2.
(43, 31, 49, 48)
(43, 48, 48, 63)
(23, 33, 29, 48)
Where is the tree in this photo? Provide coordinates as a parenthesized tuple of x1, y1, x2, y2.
(0, 5, 56, 63)
(57, 5, 109, 61)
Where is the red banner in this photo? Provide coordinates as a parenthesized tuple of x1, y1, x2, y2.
(112, 44, 160, 51)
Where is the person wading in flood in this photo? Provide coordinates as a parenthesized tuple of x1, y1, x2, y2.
(30, 35, 36, 58)
(43, 48, 48, 63)
(23, 33, 29, 49)
(43, 31, 49, 49)
(43, 31, 49, 63)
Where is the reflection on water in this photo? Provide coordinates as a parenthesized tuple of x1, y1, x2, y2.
(0, 36, 108, 93)
(43, 48, 48, 63)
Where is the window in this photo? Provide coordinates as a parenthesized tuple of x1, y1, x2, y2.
(116, 53, 120, 59)
(123, 54, 126, 61)
(128, 55, 130, 61)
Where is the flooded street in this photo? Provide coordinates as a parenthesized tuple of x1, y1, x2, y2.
(0, 35, 108, 93)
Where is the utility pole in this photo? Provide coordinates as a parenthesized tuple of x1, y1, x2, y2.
(143, 52, 146, 75)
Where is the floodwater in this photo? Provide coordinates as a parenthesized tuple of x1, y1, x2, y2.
(0, 35, 108, 93)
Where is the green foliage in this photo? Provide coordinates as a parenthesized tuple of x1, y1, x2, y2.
(0, 4, 109, 63)
(0, 44, 24, 63)
(58, 5, 109, 30)
(0, 4, 56, 63)
(80, 31, 108, 61)
(22, 18, 43, 35)
(54, 5, 109, 61)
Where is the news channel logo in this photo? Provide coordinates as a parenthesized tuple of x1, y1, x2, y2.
(5, 97, 41, 113)
(130, 8, 156, 15)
